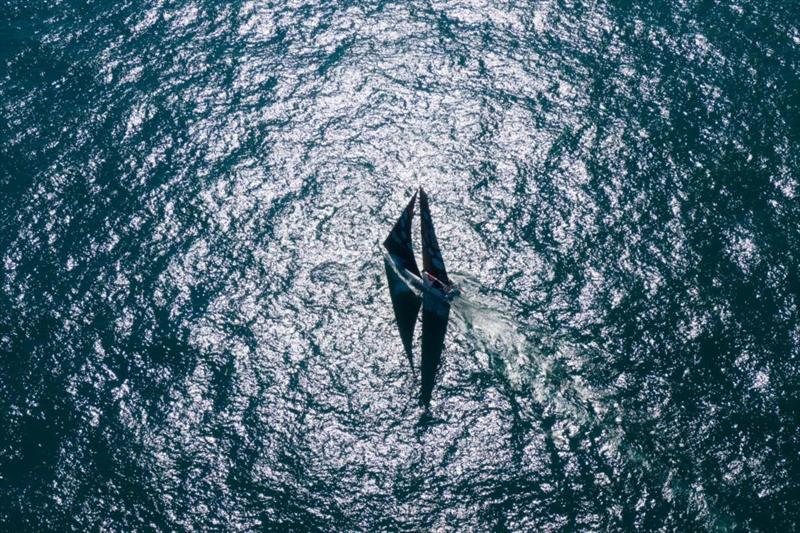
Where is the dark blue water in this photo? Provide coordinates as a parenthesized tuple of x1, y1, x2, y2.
(2, 1, 800, 530)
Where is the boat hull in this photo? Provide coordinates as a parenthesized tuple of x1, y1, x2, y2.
(385, 251, 458, 303)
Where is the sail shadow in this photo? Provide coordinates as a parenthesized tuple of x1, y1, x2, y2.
(420, 294, 450, 407)
(383, 256, 421, 371)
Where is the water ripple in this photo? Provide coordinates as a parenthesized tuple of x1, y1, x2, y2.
(2, 0, 799, 530)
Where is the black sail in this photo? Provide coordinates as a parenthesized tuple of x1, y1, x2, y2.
(419, 188, 450, 284)
(383, 191, 420, 277)
(419, 295, 449, 406)
(383, 256, 421, 371)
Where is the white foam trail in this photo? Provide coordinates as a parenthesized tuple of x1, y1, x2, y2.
(448, 273, 539, 385)
(448, 273, 615, 429)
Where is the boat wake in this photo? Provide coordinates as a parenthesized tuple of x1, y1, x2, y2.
(448, 274, 615, 428)
(448, 276, 535, 386)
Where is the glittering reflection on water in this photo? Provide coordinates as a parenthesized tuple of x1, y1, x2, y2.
(2, 0, 799, 530)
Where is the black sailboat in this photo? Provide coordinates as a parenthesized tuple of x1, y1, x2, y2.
(383, 187, 457, 405)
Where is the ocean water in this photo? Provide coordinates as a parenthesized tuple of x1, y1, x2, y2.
(2, 0, 799, 530)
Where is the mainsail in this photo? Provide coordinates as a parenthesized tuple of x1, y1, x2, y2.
(419, 188, 450, 284)
(383, 191, 420, 277)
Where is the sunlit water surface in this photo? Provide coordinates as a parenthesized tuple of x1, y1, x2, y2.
(2, 0, 799, 530)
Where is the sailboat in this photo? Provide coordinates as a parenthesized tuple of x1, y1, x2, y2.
(383, 187, 456, 406)
(383, 188, 459, 302)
